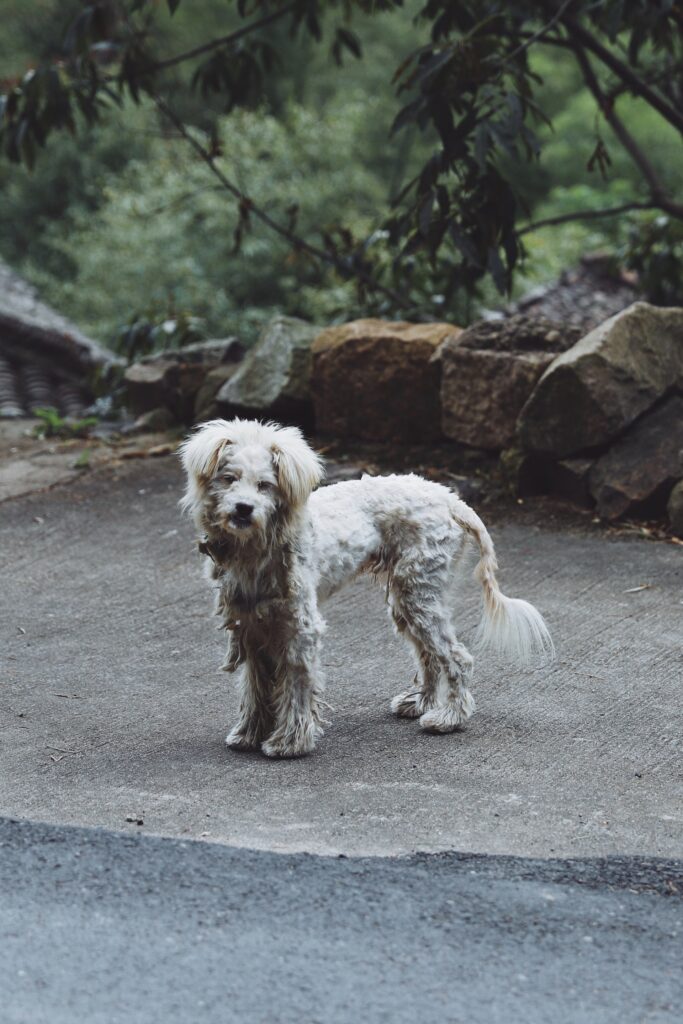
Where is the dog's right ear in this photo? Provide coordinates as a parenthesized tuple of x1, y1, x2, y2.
(178, 420, 232, 511)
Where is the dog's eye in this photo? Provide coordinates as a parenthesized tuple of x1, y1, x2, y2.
(222, 473, 237, 485)
(257, 480, 272, 492)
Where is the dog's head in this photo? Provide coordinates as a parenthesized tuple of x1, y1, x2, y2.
(179, 418, 324, 540)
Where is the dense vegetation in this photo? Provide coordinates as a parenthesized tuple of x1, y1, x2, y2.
(1, 1, 681, 348)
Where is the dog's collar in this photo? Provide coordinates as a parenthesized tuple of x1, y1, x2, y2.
(198, 535, 231, 566)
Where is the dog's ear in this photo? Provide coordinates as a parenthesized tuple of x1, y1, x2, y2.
(178, 420, 232, 509)
(271, 426, 323, 507)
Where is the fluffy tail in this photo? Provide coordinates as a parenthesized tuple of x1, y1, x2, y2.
(450, 498, 554, 667)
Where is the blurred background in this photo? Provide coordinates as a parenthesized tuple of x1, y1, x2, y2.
(2, 0, 682, 353)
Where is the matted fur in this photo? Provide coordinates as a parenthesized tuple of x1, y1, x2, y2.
(179, 418, 554, 758)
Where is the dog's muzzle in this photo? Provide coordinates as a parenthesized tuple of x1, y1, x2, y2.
(231, 502, 254, 530)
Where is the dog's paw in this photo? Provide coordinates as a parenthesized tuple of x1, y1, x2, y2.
(261, 721, 323, 759)
(419, 690, 476, 734)
(225, 725, 261, 751)
(390, 690, 431, 718)
(389, 692, 438, 716)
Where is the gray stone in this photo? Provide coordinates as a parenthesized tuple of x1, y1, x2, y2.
(519, 303, 683, 458)
(140, 337, 243, 367)
(132, 407, 176, 433)
(217, 316, 318, 427)
(124, 337, 243, 424)
(194, 364, 241, 423)
(548, 458, 595, 507)
(441, 316, 580, 450)
(588, 396, 683, 519)
(667, 480, 683, 536)
(124, 360, 178, 416)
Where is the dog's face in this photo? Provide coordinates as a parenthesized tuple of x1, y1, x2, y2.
(209, 442, 279, 537)
(179, 419, 323, 542)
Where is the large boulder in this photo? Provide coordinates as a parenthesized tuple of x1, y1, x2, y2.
(440, 316, 580, 450)
(311, 319, 460, 442)
(124, 337, 243, 424)
(216, 316, 318, 428)
(588, 396, 683, 519)
(518, 303, 683, 458)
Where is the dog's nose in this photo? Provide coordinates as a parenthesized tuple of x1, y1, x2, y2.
(235, 502, 253, 519)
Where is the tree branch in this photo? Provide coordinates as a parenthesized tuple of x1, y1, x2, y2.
(146, 3, 298, 75)
(561, 15, 683, 136)
(569, 40, 683, 220)
(505, 0, 576, 65)
(152, 93, 412, 310)
(517, 201, 661, 236)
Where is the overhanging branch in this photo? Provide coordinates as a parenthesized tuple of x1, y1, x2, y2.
(152, 93, 412, 310)
(517, 201, 661, 236)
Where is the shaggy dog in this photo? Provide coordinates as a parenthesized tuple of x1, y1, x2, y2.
(180, 418, 553, 758)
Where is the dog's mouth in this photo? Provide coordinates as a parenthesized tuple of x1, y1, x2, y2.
(230, 513, 253, 531)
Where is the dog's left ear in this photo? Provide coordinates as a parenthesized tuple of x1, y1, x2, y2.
(271, 426, 323, 507)
(178, 419, 233, 514)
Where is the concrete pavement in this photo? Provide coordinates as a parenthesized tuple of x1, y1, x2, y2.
(1, 817, 681, 1024)
(1, 456, 681, 857)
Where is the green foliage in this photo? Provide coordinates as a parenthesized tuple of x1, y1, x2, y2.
(621, 215, 683, 307)
(33, 407, 98, 439)
(0, 0, 682, 346)
(17, 98, 433, 345)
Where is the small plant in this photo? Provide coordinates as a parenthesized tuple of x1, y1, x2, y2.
(115, 309, 206, 364)
(33, 407, 98, 439)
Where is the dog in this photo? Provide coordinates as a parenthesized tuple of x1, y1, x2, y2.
(179, 418, 553, 758)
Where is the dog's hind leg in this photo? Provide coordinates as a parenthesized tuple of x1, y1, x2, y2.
(389, 608, 441, 718)
(389, 571, 475, 733)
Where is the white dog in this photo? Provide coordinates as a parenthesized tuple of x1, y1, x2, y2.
(180, 418, 553, 758)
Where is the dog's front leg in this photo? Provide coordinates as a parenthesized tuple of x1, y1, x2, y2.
(261, 610, 325, 759)
(225, 651, 275, 751)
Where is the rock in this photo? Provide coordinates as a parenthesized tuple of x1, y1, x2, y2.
(131, 407, 176, 433)
(440, 316, 580, 450)
(510, 252, 638, 334)
(216, 316, 318, 427)
(548, 458, 595, 507)
(519, 303, 683, 458)
(194, 364, 241, 423)
(311, 319, 460, 442)
(588, 396, 683, 519)
(124, 337, 243, 424)
(124, 360, 178, 416)
(667, 481, 683, 536)
(140, 337, 243, 367)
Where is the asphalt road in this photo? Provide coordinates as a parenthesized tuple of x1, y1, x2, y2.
(1, 817, 681, 1024)
(1, 457, 681, 857)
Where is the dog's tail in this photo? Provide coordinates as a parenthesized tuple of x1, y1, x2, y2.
(449, 497, 554, 667)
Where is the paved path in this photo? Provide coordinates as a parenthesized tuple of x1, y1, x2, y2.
(1, 817, 681, 1024)
(1, 458, 681, 857)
